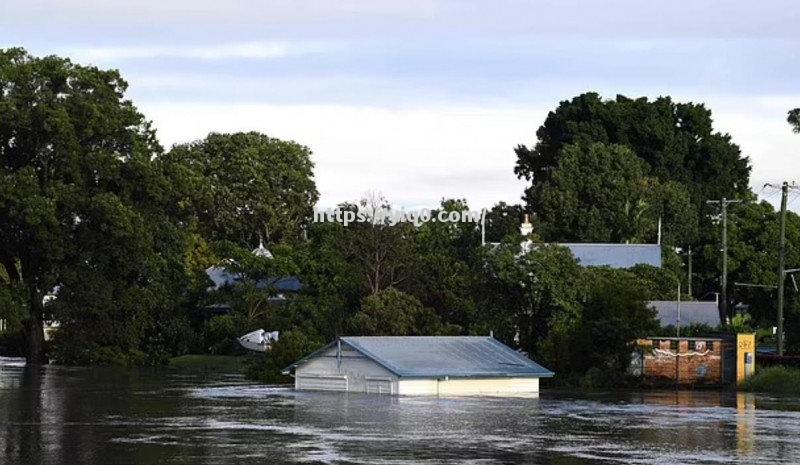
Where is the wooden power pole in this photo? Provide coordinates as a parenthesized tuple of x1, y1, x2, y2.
(764, 181, 799, 355)
(706, 198, 741, 324)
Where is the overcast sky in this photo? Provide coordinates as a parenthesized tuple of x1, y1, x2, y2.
(2, 1, 799, 211)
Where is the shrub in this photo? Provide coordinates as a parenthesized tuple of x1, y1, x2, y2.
(739, 366, 800, 396)
(244, 330, 324, 384)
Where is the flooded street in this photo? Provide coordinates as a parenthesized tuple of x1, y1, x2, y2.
(2, 358, 800, 464)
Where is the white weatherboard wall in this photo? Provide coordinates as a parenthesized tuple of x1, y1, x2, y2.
(294, 345, 399, 394)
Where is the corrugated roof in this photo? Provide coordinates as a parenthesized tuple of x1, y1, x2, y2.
(560, 243, 662, 268)
(649, 300, 721, 327)
(288, 336, 554, 378)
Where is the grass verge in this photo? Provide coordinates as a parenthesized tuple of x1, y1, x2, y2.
(739, 366, 800, 396)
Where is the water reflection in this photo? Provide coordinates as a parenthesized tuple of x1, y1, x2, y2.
(2, 361, 800, 464)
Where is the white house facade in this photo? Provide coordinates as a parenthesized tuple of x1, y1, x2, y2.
(283, 336, 553, 397)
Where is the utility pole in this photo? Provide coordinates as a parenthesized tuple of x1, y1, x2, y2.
(687, 246, 693, 297)
(706, 198, 741, 325)
(763, 182, 796, 355)
(777, 182, 788, 355)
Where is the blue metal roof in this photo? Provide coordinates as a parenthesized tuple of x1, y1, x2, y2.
(649, 300, 721, 327)
(560, 243, 662, 268)
(206, 266, 302, 292)
(288, 336, 554, 378)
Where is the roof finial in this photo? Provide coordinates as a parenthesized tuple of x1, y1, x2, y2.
(520, 214, 533, 237)
(252, 233, 273, 259)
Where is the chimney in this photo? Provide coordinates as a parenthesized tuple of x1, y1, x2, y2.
(520, 214, 533, 237)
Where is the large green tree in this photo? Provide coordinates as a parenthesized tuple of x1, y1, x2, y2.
(0, 48, 186, 363)
(535, 142, 697, 245)
(162, 132, 318, 248)
(515, 93, 751, 216)
(482, 242, 585, 356)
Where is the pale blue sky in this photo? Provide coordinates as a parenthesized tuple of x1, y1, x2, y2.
(2, 1, 799, 210)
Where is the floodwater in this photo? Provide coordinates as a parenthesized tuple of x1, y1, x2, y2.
(2, 357, 800, 464)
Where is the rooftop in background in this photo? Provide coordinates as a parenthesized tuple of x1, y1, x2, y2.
(516, 241, 663, 269)
(513, 218, 662, 269)
(560, 243, 662, 268)
(649, 300, 721, 327)
(205, 267, 302, 293)
(288, 336, 554, 378)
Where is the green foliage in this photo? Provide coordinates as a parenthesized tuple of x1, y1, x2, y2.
(0, 47, 189, 363)
(482, 243, 585, 355)
(740, 366, 800, 396)
(515, 92, 751, 214)
(535, 142, 696, 245)
(245, 330, 324, 384)
(542, 269, 659, 378)
(695, 201, 800, 327)
(349, 288, 455, 336)
(484, 202, 525, 243)
(730, 313, 755, 333)
(788, 108, 800, 133)
(162, 132, 318, 246)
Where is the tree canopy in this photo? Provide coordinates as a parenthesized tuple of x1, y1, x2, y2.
(515, 93, 752, 218)
(0, 48, 179, 363)
(162, 132, 318, 247)
(535, 142, 697, 245)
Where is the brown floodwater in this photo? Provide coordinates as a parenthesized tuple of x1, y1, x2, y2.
(2, 357, 800, 464)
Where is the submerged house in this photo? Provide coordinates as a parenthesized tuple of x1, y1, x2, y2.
(283, 336, 554, 396)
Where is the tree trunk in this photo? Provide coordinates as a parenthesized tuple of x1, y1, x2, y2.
(26, 287, 47, 364)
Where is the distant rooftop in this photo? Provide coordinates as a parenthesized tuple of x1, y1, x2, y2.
(516, 241, 662, 269)
(649, 300, 721, 327)
(287, 336, 554, 378)
(561, 243, 662, 268)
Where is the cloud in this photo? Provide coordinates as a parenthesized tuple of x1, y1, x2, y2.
(138, 102, 542, 209)
(57, 42, 333, 63)
(137, 99, 800, 213)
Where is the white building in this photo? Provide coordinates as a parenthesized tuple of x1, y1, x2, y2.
(283, 336, 554, 396)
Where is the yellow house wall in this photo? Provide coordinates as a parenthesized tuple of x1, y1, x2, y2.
(397, 377, 540, 397)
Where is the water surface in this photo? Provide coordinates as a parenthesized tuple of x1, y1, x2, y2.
(2, 357, 800, 464)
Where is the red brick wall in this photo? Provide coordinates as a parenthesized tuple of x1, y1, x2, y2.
(637, 339, 723, 385)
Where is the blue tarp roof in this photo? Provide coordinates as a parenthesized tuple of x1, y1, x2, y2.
(560, 243, 662, 268)
(287, 336, 554, 378)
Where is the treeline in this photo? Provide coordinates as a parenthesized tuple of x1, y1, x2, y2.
(1, 49, 799, 386)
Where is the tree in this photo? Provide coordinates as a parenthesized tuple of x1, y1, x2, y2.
(482, 242, 585, 356)
(693, 201, 800, 329)
(789, 108, 800, 133)
(535, 142, 697, 245)
(349, 288, 451, 336)
(162, 131, 318, 247)
(484, 202, 525, 243)
(548, 269, 659, 382)
(0, 48, 184, 363)
(406, 199, 481, 331)
(515, 93, 751, 216)
(339, 193, 416, 295)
